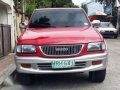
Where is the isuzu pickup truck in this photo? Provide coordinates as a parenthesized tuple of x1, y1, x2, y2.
(16, 8, 108, 85)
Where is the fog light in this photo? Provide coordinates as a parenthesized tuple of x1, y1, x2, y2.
(21, 64, 31, 68)
(92, 60, 102, 65)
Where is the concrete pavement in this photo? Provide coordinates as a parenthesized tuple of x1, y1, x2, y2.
(0, 53, 16, 85)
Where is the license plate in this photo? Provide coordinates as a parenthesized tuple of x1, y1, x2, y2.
(52, 60, 75, 69)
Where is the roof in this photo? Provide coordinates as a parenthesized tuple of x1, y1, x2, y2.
(35, 8, 82, 11)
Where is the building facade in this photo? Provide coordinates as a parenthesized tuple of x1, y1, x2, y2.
(0, 0, 16, 51)
(115, 0, 120, 32)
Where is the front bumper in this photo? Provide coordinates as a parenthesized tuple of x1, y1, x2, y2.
(100, 31, 117, 35)
(15, 52, 108, 74)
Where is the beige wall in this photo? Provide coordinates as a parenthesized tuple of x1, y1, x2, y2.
(0, 5, 8, 24)
(16, 14, 22, 37)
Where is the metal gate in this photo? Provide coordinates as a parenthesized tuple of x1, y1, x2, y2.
(0, 24, 11, 57)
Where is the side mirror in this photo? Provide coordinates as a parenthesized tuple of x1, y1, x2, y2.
(19, 22, 26, 30)
(91, 20, 100, 28)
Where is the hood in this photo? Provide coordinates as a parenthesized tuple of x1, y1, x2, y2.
(18, 26, 103, 45)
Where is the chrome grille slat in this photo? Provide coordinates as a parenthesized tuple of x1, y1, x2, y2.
(70, 46, 72, 55)
(51, 46, 53, 55)
(41, 44, 82, 56)
(46, 46, 48, 55)
(64, 46, 66, 55)
(73, 45, 75, 54)
(45, 46, 47, 54)
(49, 46, 51, 55)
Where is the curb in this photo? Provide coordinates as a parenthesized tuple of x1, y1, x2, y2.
(0, 62, 16, 85)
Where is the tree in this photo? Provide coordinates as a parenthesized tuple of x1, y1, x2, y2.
(81, 4, 88, 14)
(14, 0, 79, 17)
(25, 0, 36, 17)
(26, 0, 78, 16)
(35, 0, 52, 8)
(51, 0, 75, 7)
(35, 0, 78, 8)
(97, 0, 115, 4)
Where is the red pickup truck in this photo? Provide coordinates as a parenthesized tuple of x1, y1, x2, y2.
(16, 8, 108, 85)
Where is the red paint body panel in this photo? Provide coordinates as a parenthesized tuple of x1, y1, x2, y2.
(18, 26, 103, 45)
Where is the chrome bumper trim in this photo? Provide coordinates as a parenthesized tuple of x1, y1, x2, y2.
(15, 52, 108, 74)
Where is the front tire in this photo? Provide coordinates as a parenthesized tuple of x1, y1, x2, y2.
(16, 73, 34, 85)
(114, 33, 118, 39)
(89, 69, 106, 83)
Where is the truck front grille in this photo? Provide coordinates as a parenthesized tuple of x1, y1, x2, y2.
(40, 44, 82, 56)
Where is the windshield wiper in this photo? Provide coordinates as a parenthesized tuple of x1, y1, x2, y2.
(30, 23, 57, 28)
(63, 26, 72, 27)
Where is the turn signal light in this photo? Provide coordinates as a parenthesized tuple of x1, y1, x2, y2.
(21, 64, 31, 68)
(92, 60, 102, 65)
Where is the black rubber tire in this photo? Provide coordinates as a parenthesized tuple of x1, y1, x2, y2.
(114, 33, 118, 39)
(16, 73, 34, 85)
(89, 69, 106, 83)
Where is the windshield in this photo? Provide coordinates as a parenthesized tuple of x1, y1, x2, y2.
(100, 22, 114, 28)
(29, 9, 90, 28)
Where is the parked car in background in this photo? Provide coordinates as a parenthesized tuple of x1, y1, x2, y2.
(16, 8, 108, 85)
(97, 22, 118, 39)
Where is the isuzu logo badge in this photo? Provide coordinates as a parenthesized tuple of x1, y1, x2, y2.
(55, 47, 68, 51)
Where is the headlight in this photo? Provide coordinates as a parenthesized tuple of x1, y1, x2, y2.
(16, 45, 36, 53)
(87, 42, 106, 51)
